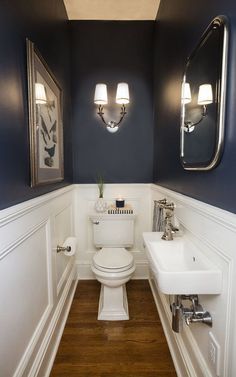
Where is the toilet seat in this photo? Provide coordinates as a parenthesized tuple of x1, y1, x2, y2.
(93, 247, 134, 273)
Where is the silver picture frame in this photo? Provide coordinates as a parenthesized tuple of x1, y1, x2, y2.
(27, 39, 64, 186)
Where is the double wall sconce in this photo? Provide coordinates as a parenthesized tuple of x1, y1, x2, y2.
(94, 82, 129, 133)
(181, 82, 213, 133)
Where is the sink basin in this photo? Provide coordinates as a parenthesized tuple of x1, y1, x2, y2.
(143, 232, 222, 295)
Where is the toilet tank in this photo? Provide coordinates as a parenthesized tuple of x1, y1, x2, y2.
(90, 214, 135, 248)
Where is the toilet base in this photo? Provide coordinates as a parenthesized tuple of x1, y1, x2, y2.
(98, 284, 129, 321)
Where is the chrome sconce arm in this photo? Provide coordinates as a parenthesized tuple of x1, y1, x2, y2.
(97, 103, 127, 132)
(184, 104, 207, 133)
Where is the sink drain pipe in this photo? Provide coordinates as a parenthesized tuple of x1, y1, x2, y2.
(170, 295, 213, 333)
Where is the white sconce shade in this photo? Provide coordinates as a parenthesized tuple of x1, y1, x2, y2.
(94, 83, 108, 105)
(198, 84, 213, 105)
(181, 82, 192, 104)
(35, 83, 47, 104)
(116, 82, 129, 104)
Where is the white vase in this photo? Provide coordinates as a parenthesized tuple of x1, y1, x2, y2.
(94, 198, 107, 213)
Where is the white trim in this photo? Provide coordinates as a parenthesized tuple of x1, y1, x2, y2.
(0, 184, 76, 377)
(151, 184, 236, 231)
(151, 184, 236, 377)
(0, 185, 74, 227)
(29, 266, 77, 377)
(12, 220, 53, 377)
(179, 228, 233, 377)
(76, 183, 151, 189)
(2, 182, 236, 377)
(54, 203, 74, 296)
(0, 218, 48, 260)
(57, 257, 75, 296)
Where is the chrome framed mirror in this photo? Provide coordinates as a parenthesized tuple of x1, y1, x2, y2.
(180, 16, 229, 171)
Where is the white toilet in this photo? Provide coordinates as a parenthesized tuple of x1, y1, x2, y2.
(90, 213, 136, 320)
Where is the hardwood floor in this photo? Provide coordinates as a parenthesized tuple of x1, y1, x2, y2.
(50, 280, 177, 377)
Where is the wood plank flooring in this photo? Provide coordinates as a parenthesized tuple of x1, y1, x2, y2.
(50, 280, 177, 377)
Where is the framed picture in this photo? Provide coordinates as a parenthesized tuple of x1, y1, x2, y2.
(27, 39, 64, 187)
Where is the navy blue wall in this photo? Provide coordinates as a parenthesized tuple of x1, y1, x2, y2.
(0, 0, 72, 210)
(153, 0, 236, 213)
(70, 21, 154, 184)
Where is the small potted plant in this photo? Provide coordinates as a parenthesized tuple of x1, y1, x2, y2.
(94, 175, 108, 213)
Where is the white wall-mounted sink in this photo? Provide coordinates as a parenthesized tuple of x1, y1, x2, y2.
(143, 232, 222, 295)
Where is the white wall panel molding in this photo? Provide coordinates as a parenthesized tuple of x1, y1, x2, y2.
(2, 182, 236, 377)
(151, 184, 236, 377)
(1, 220, 53, 377)
(10, 220, 53, 377)
(57, 257, 75, 296)
(151, 184, 236, 232)
(0, 185, 76, 377)
(54, 203, 75, 296)
(29, 265, 77, 377)
(0, 218, 48, 261)
(0, 185, 74, 228)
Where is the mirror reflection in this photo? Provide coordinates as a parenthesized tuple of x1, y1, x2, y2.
(180, 16, 228, 171)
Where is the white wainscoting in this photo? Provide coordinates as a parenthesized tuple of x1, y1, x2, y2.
(2, 182, 236, 377)
(150, 184, 236, 377)
(0, 186, 77, 377)
(74, 184, 151, 280)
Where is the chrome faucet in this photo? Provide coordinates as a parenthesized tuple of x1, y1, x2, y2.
(159, 202, 178, 241)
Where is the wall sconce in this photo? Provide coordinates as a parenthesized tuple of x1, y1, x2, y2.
(94, 82, 129, 133)
(35, 83, 54, 107)
(182, 83, 213, 133)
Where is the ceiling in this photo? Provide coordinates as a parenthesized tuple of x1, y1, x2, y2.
(63, 0, 160, 20)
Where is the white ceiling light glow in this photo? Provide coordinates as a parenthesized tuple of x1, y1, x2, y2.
(63, 0, 160, 20)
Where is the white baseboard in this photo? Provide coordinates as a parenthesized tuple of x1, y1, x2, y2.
(132, 260, 149, 279)
(77, 260, 148, 280)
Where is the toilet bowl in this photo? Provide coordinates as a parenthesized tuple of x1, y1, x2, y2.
(90, 214, 136, 320)
(91, 247, 135, 320)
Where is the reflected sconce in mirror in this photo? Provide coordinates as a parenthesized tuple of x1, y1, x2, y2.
(182, 82, 213, 133)
(94, 82, 129, 133)
(35, 83, 54, 107)
(35, 83, 47, 104)
(180, 16, 229, 171)
(181, 82, 192, 105)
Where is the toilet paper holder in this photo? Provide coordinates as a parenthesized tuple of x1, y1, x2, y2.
(57, 245, 71, 253)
